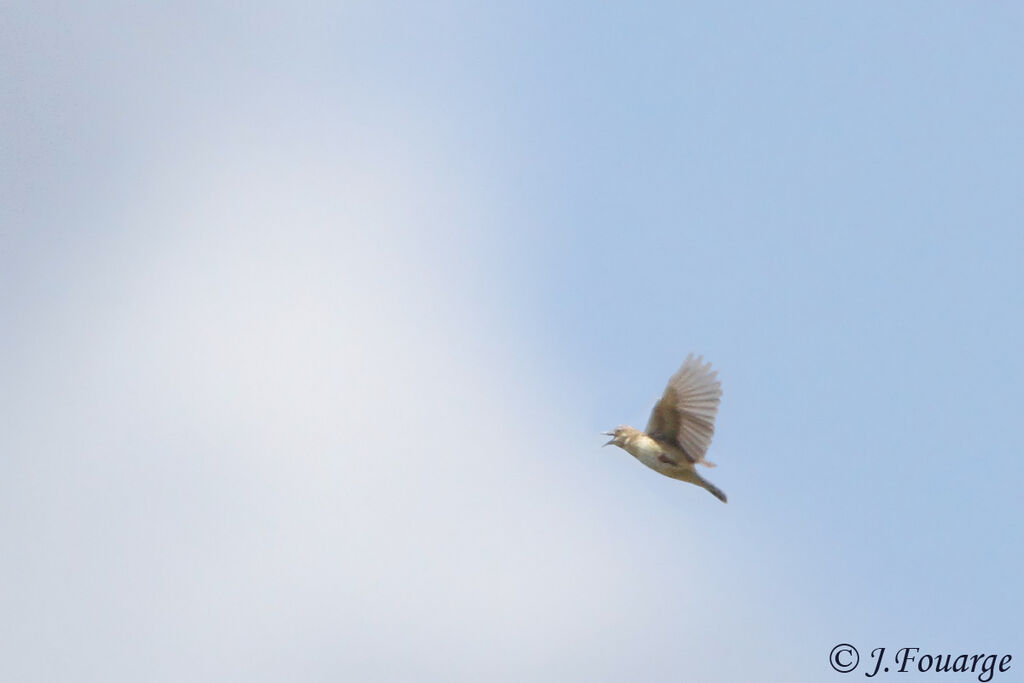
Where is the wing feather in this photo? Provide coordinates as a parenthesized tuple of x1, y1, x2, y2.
(645, 354, 723, 463)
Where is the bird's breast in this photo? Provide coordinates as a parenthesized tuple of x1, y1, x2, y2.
(626, 435, 668, 466)
(624, 435, 662, 460)
(624, 434, 692, 477)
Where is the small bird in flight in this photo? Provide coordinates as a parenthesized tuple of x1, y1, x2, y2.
(604, 354, 727, 503)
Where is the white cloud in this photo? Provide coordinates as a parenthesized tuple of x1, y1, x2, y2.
(2, 127, 658, 682)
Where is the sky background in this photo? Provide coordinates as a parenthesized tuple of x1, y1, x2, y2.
(2, 2, 1022, 681)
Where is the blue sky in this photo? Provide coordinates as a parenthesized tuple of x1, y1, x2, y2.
(3, 3, 1022, 681)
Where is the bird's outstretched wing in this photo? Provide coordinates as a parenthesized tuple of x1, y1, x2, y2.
(645, 354, 722, 464)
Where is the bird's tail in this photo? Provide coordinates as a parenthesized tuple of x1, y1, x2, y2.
(699, 477, 727, 503)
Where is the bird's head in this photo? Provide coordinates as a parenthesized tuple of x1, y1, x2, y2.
(602, 426, 638, 448)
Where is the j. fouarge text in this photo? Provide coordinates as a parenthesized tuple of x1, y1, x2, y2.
(865, 647, 1011, 681)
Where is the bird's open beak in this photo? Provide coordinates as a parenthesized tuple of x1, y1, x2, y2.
(602, 431, 615, 446)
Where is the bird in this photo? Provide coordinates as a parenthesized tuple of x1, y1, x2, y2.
(603, 354, 727, 503)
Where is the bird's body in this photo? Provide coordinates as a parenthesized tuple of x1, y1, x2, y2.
(612, 427, 694, 479)
(604, 354, 727, 503)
